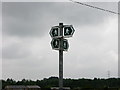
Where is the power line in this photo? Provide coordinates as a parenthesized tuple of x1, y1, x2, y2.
(69, 0, 120, 15)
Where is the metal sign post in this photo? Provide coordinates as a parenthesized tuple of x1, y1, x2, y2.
(50, 23, 75, 90)
(59, 23, 63, 90)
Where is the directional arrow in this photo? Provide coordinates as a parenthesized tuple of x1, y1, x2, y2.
(50, 26, 61, 38)
(63, 39, 69, 51)
(63, 25, 75, 38)
(51, 38, 69, 51)
(51, 38, 60, 50)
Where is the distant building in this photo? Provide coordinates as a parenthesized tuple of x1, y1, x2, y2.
(5, 85, 40, 90)
(5, 85, 26, 90)
(51, 87, 70, 90)
(26, 85, 40, 90)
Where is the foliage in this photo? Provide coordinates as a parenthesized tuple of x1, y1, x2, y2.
(2, 77, 120, 89)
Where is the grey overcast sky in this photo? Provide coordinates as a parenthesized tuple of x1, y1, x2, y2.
(1, 1, 118, 80)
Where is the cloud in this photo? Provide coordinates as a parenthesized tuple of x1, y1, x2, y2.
(64, 15, 118, 78)
(2, 2, 117, 37)
(2, 2, 118, 80)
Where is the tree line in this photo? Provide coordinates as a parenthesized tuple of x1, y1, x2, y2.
(1, 77, 120, 89)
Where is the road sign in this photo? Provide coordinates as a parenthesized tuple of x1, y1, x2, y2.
(50, 26, 61, 38)
(51, 38, 60, 50)
(51, 38, 69, 51)
(63, 39, 69, 51)
(50, 25, 75, 38)
(63, 25, 75, 38)
(50, 23, 75, 90)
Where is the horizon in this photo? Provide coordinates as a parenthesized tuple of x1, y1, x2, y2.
(1, 76, 119, 81)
